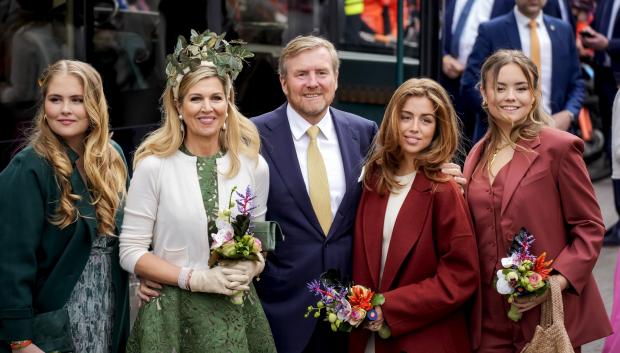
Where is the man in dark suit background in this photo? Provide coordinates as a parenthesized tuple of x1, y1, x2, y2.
(580, 0, 620, 245)
(441, 0, 575, 145)
(460, 0, 584, 141)
(252, 36, 377, 353)
(441, 0, 515, 142)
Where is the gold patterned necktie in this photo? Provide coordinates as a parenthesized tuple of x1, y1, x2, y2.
(306, 125, 332, 235)
(529, 19, 541, 74)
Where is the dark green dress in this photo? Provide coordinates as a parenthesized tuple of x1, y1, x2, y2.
(126, 149, 276, 353)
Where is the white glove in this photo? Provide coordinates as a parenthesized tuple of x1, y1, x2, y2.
(189, 267, 250, 295)
(220, 253, 265, 283)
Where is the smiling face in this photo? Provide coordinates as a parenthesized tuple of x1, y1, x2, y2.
(398, 96, 437, 163)
(178, 76, 228, 148)
(481, 63, 535, 130)
(44, 73, 89, 150)
(280, 47, 338, 124)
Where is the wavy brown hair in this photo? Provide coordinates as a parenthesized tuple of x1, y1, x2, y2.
(363, 78, 460, 195)
(30, 60, 127, 235)
(478, 49, 551, 166)
(133, 65, 260, 176)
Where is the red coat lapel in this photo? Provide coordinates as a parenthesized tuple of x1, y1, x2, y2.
(362, 189, 388, 289)
(464, 138, 486, 197)
(380, 173, 433, 292)
(500, 136, 541, 215)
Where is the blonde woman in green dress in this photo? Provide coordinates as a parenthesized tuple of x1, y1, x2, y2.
(119, 31, 276, 352)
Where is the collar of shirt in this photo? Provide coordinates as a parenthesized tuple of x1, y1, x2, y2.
(287, 104, 335, 142)
(514, 6, 544, 29)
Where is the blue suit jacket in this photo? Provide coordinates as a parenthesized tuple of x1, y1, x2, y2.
(252, 104, 377, 353)
(592, 0, 620, 83)
(543, 0, 575, 29)
(460, 12, 585, 122)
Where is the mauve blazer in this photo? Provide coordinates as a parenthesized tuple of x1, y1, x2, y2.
(464, 127, 612, 349)
(350, 172, 479, 353)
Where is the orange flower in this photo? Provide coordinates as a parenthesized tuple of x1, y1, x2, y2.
(533, 252, 553, 280)
(348, 285, 375, 311)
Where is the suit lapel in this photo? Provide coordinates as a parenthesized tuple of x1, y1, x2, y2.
(464, 138, 486, 197)
(545, 16, 560, 103)
(362, 190, 388, 289)
(380, 173, 433, 292)
(262, 105, 324, 236)
(329, 109, 360, 237)
(507, 13, 522, 50)
(501, 136, 541, 215)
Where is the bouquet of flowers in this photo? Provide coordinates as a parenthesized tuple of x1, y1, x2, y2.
(495, 228, 554, 321)
(208, 185, 263, 304)
(304, 270, 391, 338)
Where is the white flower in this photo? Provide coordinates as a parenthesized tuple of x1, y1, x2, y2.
(501, 254, 518, 268)
(211, 223, 234, 248)
(496, 270, 514, 295)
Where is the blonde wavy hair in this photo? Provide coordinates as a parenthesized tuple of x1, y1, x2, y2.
(30, 59, 127, 236)
(363, 78, 460, 195)
(479, 49, 551, 165)
(133, 65, 260, 176)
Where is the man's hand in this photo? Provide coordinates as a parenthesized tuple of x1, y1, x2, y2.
(442, 55, 465, 79)
(551, 110, 573, 131)
(137, 278, 163, 303)
(441, 162, 466, 192)
(581, 28, 609, 51)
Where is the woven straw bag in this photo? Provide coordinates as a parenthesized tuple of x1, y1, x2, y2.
(521, 277, 575, 353)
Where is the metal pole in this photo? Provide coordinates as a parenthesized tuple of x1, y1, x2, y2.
(396, 0, 404, 85)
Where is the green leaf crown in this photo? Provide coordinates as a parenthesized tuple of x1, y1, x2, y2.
(165, 29, 254, 98)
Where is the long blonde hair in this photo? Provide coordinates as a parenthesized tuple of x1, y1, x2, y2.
(363, 78, 460, 195)
(479, 50, 551, 164)
(30, 59, 127, 235)
(133, 65, 260, 176)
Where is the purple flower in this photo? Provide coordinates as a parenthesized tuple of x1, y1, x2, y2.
(236, 186, 257, 216)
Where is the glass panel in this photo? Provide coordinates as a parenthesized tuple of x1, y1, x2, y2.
(91, 1, 164, 160)
(0, 0, 74, 168)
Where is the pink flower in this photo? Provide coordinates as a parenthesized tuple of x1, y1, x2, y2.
(347, 307, 367, 327)
(528, 272, 544, 289)
(211, 223, 234, 248)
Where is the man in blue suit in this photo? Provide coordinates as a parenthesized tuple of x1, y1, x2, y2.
(252, 36, 377, 353)
(460, 0, 585, 141)
(441, 0, 514, 142)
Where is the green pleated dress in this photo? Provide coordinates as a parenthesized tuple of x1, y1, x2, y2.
(126, 148, 276, 353)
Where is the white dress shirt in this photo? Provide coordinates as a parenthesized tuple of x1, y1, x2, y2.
(515, 7, 553, 114)
(453, 0, 494, 65)
(287, 104, 346, 220)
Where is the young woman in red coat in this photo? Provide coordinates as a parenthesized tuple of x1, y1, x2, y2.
(350, 78, 480, 353)
(463, 49, 612, 352)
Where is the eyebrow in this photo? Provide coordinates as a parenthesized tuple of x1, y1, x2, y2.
(47, 94, 84, 98)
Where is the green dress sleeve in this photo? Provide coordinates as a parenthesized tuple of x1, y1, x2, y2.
(0, 149, 49, 340)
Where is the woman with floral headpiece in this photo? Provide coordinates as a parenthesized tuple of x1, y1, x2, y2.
(118, 30, 276, 352)
(0, 60, 129, 353)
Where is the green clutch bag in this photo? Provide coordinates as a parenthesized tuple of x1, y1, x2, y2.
(253, 221, 284, 252)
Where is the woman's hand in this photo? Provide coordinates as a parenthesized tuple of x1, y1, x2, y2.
(512, 274, 568, 313)
(363, 306, 385, 332)
(220, 252, 266, 283)
(440, 162, 466, 191)
(12, 343, 44, 353)
(137, 278, 163, 303)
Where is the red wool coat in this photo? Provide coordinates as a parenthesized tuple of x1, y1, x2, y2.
(464, 127, 612, 350)
(350, 172, 480, 353)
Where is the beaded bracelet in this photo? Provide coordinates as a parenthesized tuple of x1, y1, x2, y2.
(178, 267, 193, 291)
(10, 339, 32, 350)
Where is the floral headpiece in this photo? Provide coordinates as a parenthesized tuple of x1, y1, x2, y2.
(165, 29, 254, 99)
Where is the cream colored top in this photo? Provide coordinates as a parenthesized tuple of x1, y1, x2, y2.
(119, 150, 269, 273)
(366, 171, 416, 353)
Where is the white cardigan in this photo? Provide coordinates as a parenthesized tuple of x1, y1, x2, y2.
(119, 150, 269, 273)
